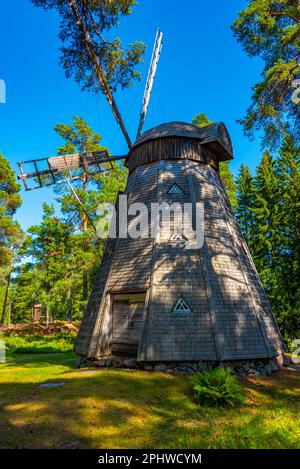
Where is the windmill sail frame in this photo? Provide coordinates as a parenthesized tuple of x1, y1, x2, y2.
(136, 28, 163, 140)
(17, 152, 125, 192)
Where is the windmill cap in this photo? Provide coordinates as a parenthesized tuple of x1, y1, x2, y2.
(133, 121, 233, 161)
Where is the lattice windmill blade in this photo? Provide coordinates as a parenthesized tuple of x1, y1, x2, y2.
(136, 28, 163, 140)
(17, 151, 125, 192)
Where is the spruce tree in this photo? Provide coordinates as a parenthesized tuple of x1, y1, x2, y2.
(252, 151, 282, 288)
(236, 164, 256, 250)
(274, 135, 300, 340)
(235, 139, 300, 344)
(219, 162, 237, 209)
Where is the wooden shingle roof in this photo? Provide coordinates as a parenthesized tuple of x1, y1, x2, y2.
(133, 121, 233, 161)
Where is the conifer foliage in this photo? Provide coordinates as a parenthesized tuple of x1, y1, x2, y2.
(232, 0, 300, 148)
(31, 0, 146, 93)
(236, 136, 300, 343)
(0, 152, 22, 271)
(9, 118, 127, 323)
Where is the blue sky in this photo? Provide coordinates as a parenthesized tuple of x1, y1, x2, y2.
(0, 0, 264, 231)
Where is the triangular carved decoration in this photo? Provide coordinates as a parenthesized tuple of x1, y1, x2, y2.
(168, 183, 184, 194)
(173, 297, 192, 314)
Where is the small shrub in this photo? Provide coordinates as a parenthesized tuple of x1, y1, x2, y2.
(192, 367, 245, 408)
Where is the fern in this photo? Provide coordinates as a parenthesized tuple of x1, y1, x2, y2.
(192, 367, 245, 408)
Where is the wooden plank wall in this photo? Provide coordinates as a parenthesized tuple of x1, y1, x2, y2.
(126, 137, 219, 174)
(75, 138, 284, 362)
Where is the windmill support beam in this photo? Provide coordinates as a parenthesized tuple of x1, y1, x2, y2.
(136, 28, 163, 140)
(69, 0, 132, 149)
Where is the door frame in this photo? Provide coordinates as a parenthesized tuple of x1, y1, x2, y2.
(110, 290, 147, 357)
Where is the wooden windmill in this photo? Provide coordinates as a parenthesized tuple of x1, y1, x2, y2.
(18, 4, 285, 369)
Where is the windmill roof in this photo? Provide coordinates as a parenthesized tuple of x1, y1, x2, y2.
(133, 121, 233, 160)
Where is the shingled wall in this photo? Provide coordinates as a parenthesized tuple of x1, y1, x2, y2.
(75, 123, 285, 363)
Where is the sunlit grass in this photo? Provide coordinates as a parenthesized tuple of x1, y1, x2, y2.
(0, 353, 299, 448)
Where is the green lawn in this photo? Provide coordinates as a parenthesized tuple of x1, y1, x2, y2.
(0, 322, 77, 355)
(0, 353, 299, 449)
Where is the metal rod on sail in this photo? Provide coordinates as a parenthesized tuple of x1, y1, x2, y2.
(136, 28, 163, 140)
(64, 177, 110, 251)
(69, 0, 132, 149)
(64, 176, 97, 232)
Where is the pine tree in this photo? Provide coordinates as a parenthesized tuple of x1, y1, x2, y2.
(0, 152, 23, 325)
(54, 116, 127, 302)
(25, 203, 73, 317)
(13, 203, 88, 322)
(0, 152, 22, 271)
(10, 264, 36, 323)
(192, 113, 212, 128)
(31, 1, 145, 94)
(232, 0, 300, 148)
(11, 117, 127, 323)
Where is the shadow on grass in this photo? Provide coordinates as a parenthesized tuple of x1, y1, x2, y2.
(241, 370, 300, 409)
(0, 355, 299, 449)
(3, 353, 76, 370)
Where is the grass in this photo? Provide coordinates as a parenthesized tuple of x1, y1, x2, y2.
(1, 334, 76, 354)
(0, 353, 299, 449)
(0, 323, 78, 355)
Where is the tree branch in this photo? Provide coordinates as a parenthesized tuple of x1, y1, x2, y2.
(82, 0, 113, 46)
(268, 6, 299, 24)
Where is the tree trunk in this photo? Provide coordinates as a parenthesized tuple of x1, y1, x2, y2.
(8, 302, 11, 326)
(46, 305, 49, 328)
(82, 150, 89, 301)
(66, 288, 71, 321)
(1, 270, 11, 327)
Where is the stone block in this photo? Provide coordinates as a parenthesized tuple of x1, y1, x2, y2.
(270, 359, 280, 372)
(154, 364, 167, 372)
(97, 358, 107, 367)
(123, 358, 137, 369)
(144, 364, 154, 371)
(112, 358, 123, 368)
(283, 354, 292, 367)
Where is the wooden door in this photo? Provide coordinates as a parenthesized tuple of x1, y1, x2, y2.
(112, 293, 146, 355)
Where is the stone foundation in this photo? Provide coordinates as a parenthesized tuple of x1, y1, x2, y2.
(76, 354, 291, 377)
